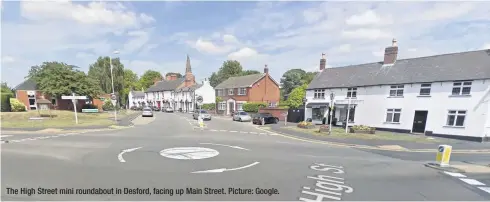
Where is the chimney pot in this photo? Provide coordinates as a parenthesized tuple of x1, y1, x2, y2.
(392, 38, 398, 47)
(320, 53, 327, 71)
(264, 64, 269, 74)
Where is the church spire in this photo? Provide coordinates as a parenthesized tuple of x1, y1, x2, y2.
(185, 54, 192, 73)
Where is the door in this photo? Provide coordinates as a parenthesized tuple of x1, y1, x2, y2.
(228, 102, 234, 115)
(412, 111, 428, 133)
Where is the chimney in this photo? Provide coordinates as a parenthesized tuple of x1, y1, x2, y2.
(166, 75, 172, 80)
(171, 74, 177, 80)
(264, 64, 269, 74)
(320, 53, 326, 71)
(383, 38, 398, 65)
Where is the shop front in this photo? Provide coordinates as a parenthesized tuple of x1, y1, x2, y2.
(333, 99, 363, 126)
(305, 102, 329, 125)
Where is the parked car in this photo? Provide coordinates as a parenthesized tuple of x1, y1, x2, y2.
(233, 111, 252, 122)
(252, 113, 279, 125)
(193, 110, 212, 121)
(161, 107, 167, 112)
(142, 107, 153, 117)
(165, 108, 174, 113)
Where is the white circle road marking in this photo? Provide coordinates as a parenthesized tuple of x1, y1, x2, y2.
(160, 147, 219, 160)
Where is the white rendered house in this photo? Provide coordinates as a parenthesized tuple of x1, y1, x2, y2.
(128, 90, 145, 108)
(305, 39, 490, 142)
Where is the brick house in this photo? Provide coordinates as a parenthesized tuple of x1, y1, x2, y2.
(214, 65, 280, 115)
(13, 79, 106, 111)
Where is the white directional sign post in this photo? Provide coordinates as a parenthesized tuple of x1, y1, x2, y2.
(196, 96, 204, 129)
(61, 93, 87, 124)
(111, 93, 117, 122)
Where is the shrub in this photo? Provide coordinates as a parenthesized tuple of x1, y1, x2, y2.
(202, 103, 215, 110)
(102, 100, 114, 111)
(9, 98, 26, 112)
(82, 103, 98, 109)
(351, 125, 374, 131)
(297, 121, 312, 127)
(1, 93, 12, 112)
(242, 102, 267, 113)
(319, 125, 330, 133)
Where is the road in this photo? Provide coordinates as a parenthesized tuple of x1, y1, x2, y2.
(1, 112, 489, 201)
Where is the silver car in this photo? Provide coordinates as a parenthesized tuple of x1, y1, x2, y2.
(142, 107, 153, 117)
(165, 108, 174, 113)
(233, 111, 252, 122)
(193, 110, 211, 120)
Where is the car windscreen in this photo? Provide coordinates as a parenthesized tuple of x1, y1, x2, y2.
(239, 112, 248, 115)
(200, 110, 208, 114)
(143, 109, 152, 112)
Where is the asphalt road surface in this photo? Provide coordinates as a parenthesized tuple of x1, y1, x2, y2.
(1, 112, 489, 201)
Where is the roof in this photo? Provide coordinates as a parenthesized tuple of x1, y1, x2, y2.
(14, 79, 38, 91)
(146, 78, 184, 92)
(308, 49, 490, 89)
(177, 83, 203, 92)
(215, 73, 267, 89)
(131, 91, 144, 97)
(36, 99, 52, 104)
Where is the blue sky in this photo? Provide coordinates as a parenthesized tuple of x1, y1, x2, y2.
(1, 1, 490, 87)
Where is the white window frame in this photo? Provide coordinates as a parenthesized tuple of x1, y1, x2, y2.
(237, 103, 244, 111)
(238, 88, 246, 95)
(268, 102, 277, 107)
(347, 88, 357, 98)
(419, 83, 431, 96)
(446, 110, 466, 127)
(228, 89, 234, 95)
(389, 85, 404, 97)
(451, 81, 472, 96)
(219, 102, 226, 110)
(385, 108, 402, 123)
(314, 89, 325, 99)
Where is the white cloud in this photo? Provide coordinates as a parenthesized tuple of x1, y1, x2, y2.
(193, 38, 233, 54)
(342, 28, 392, 40)
(189, 34, 241, 55)
(20, 1, 153, 29)
(1, 56, 15, 64)
(483, 43, 490, 49)
(303, 9, 324, 24)
(122, 30, 152, 54)
(223, 34, 239, 44)
(345, 10, 386, 26)
(338, 44, 352, 53)
(227, 47, 259, 60)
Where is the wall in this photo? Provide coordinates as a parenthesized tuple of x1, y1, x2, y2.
(249, 75, 280, 104)
(259, 107, 288, 121)
(195, 81, 216, 104)
(305, 79, 490, 139)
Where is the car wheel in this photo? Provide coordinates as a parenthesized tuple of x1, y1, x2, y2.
(239, 118, 242, 122)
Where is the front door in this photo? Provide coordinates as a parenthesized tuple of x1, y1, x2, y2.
(412, 111, 428, 133)
(228, 102, 234, 115)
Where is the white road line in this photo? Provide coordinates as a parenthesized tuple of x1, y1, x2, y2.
(460, 178, 486, 186)
(227, 162, 260, 171)
(444, 171, 467, 178)
(192, 162, 260, 174)
(199, 143, 249, 151)
(118, 147, 142, 163)
(240, 131, 248, 133)
(220, 130, 227, 132)
(259, 133, 267, 135)
(478, 187, 490, 194)
(210, 129, 218, 132)
(249, 132, 257, 134)
(229, 131, 237, 133)
(0, 135, 12, 138)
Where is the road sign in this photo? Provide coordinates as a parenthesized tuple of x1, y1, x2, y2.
(61, 96, 87, 100)
(436, 145, 452, 167)
(196, 96, 203, 104)
(111, 94, 117, 100)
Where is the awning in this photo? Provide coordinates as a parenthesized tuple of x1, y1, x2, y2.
(306, 103, 329, 108)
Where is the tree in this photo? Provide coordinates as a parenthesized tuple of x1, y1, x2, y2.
(1, 82, 13, 94)
(121, 69, 140, 106)
(209, 60, 244, 87)
(165, 72, 183, 78)
(88, 56, 125, 95)
(27, 62, 101, 98)
(240, 70, 261, 76)
(286, 84, 307, 108)
(280, 69, 318, 96)
(139, 70, 163, 90)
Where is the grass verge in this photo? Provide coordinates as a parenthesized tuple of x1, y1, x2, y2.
(1, 110, 137, 128)
(283, 126, 439, 143)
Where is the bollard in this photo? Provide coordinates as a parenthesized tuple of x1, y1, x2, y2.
(436, 145, 452, 167)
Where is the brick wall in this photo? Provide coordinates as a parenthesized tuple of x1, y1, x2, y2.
(259, 107, 288, 121)
(249, 75, 280, 104)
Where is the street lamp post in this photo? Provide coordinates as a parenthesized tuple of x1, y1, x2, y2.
(109, 50, 120, 122)
(329, 92, 335, 135)
(302, 98, 307, 122)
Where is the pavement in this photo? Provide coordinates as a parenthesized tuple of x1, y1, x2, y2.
(1, 111, 490, 200)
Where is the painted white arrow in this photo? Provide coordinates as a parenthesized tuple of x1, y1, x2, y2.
(118, 147, 142, 162)
(192, 162, 260, 174)
(199, 143, 249, 151)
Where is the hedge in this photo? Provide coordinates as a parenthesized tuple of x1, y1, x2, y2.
(201, 103, 215, 110)
(242, 102, 267, 113)
(1, 93, 12, 112)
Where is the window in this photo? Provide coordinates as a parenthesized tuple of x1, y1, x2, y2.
(228, 89, 234, 95)
(452, 81, 472, 95)
(237, 103, 244, 111)
(51, 98, 57, 105)
(446, 110, 466, 127)
(268, 102, 277, 107)
(419, 83, 431, 95)
(314, 89, 325, 99)
(219, 102, 226, 110)
(347, 88, 357, 98)
(389, 85, 404, 97)
(386, 109, 401, 123)
(238, 88, 246, 95)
